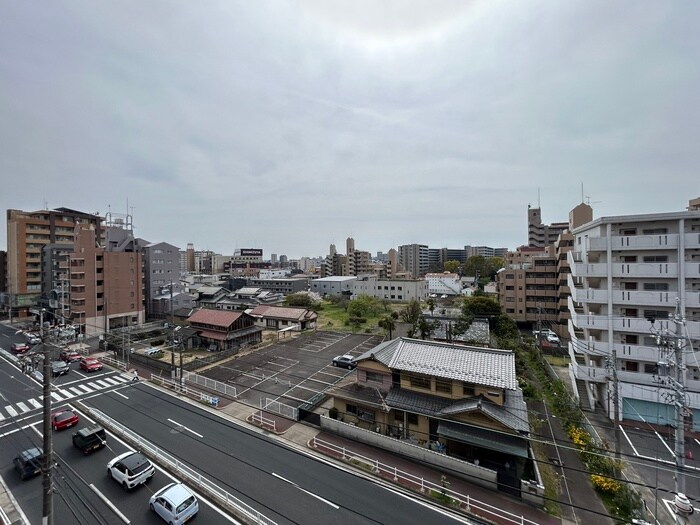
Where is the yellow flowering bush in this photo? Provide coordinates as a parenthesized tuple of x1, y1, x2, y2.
(591, 474, 622, 494)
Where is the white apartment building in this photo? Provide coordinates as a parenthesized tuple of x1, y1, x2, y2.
(567, 201, 700, 430)
(424, 272, 462, 296)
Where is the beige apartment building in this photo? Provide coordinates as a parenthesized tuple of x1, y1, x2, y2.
(6, 207, 103, 316)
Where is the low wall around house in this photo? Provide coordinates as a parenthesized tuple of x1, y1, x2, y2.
(320, 416, 498, 490)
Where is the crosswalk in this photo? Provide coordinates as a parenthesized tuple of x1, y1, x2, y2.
(0, 372, 133, 422)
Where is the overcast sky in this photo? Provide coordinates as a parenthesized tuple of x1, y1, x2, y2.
(1, 1, 698, 259)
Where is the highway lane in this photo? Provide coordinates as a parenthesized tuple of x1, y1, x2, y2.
(84, 385, 470, 525)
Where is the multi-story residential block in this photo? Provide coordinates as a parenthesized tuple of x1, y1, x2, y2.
(568, 199, 700, 429)
(39, 243, 72, 322)
(141, 241, 194, 318)
(425, 272, 462, 296)
(527, 206, 568, 248)
(248, 276, 310, 294)
(69, 217, 144, 335)
(398, 244, 429, 278)
(6, 207, 103, 315)
(350, 275, 428, 302)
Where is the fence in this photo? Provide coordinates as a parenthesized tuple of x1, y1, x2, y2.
(98, 355, 128, 371)
(86, 407, 277, 525)
(310, 436, 540, 525)
(260, 397, 298, 421)
(251, 411, 277, 432)
(183, 371, 238, 398)
(151, 375, 220, 408)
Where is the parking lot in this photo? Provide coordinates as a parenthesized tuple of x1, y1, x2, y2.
(200, 331, 384, 415)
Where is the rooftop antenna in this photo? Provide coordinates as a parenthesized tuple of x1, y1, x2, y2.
(581, 183, 584, 203)
(537, 188, 541, 208)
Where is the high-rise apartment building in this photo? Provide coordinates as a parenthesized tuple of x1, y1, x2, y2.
(6, 207, 103, 316)
(568, 199, 700, 428)
(398, 244, 429, 278)
(528, 206, 568, 248)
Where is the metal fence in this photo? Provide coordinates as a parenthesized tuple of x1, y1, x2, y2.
(87, 407, 277, 525)
(183, 371, 238, 398)
(260, 397, 298, 421)
(310, 436, 541, 525)
(251, 412, 277, 432)
(98, 355, 128, 371)
(150, 375, 221, 408)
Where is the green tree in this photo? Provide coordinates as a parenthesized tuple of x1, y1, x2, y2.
(284, 293, 319, 310)
(426, 298, 436, 316)
(378, 315, 396, 339)
(347, 295, 383, 318)
(418, 316, 441, 339)
(400, 299, 422, 327)
(462, 295, 502, 318)
(464, 256, 504, 284)
(443, 260, 461, 273)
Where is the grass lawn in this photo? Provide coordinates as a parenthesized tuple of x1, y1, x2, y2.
(544, 355, 571, 367)
(316, 300, 402, 334)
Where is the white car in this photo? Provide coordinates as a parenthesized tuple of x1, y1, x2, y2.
(150, 483, 199, 525)
(107, 451, 155, 490)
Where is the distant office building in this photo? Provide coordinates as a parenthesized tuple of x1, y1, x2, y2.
(465, 245, 507, 259)
(271, 254, 278, 265)
(351, 275, 428, 302)
(398, 244, 429, 278)
(311, 276, 357, 297)
(528, 206, 568, 248)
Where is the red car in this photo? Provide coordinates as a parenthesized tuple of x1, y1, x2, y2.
(79, 357, 103, 372)
(11, 342, 31, 355)
(60, 349, 82, 363)
(52, 409, 79, 431)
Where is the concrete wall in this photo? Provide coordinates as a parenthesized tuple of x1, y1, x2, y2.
(320, 415, 498, 490)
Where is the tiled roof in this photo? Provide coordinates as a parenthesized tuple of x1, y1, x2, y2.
(249, 305, 317, 321)
(355, 337, 517, 390)
(327, 382, 388, 410)
(187, 308, 243, 327)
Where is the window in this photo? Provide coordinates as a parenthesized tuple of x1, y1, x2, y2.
(506, 286, 514, 290)
(408, 374, 431, 390)
(394, 410, 405, 421)
(643, 282, 669, 291)
(642, 228, 668, 234)
(346, 404, 358, 415)
(463, 384, 475, 396)
(643, 255, 668, 262)
(407, 413, 418, 425)
(626, 362, 639, 372)
(644, 364, 658, 374)
(644, 309, 670, 320)
(366, 371, 384, 383)
(435, 378, 452, 394)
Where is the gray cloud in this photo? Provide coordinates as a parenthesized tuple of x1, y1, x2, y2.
(2, 1, 699, 258)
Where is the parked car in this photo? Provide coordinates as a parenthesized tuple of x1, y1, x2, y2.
(79, 357, 103, 372)
(11, 342, 30, 355)
(107, 451, 155, 490)
(25, 334, 41, 345)
(332, 354, 357, 370)
(50, 360, 70, 377)
(72, 425, 107, 455)
(52, 409, 79, 431)
(149, 483, 199, 525)
(13, 447, 43, 480)
(60, 349, 82, 363)
(546, 333, 561, 345)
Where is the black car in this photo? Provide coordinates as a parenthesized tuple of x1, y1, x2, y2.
(14, 447, 43, 480)
(50, 360, 70, 377)
(332, 355, 357, 370)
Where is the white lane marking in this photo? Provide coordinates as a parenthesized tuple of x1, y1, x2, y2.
(89, 484, 130, 524)
(95, 379, 112, 388)
(69, 387, 84, 396)
(166, 418, 204, 438)
(78, 384, 94, 393)
(111, 390, 129, 400)
(87, 382, 101, 390)
(5, 406, 18, 417)
(103, 377, 120, 386)
(29, 399, 42, 409)
(695, 438, 700, 446)
(50, 392, 63, 401)
(0, 421, 39, 438)
(0, 413, 5, 421)
(654, 430, 675, 458)
(59, 389, 75, 399)
(16, 402, 30, 413)
(620, 426, 639, 456)
(272, 472, 339, 509)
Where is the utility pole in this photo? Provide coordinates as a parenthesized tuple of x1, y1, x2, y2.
(605, 348, 621, 465)
(536, 304, 543, 350)
(650, 299, 692, 515)
(40, 308, 54, 525)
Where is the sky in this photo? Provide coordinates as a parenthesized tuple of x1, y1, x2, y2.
(1, 1, 699, 259)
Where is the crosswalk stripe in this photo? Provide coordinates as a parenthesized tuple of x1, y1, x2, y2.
(103, 377, 120, 386)
(29, 399, 42, 409)
(95, 380, 111, 388)
(87, 382, 101, 390)
(0, 413, 5, 421)
(50, 392, 63, 401)
(69, 387, 84, 396)
(113, 375, 130, 383)
(59, 389, 74, 399)
(78, 384, 93, 393)
(16, 402, 30, 413)
(5, 406, 18, 417)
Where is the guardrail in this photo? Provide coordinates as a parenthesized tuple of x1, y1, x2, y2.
(183, 371, 237, 398)
(260, 397, 298, 421)
(311, 436, 540, 525)
(87, 407, 277, 525)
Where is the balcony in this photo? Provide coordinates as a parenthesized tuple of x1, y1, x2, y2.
(571, 361, 607, 384)
(589, 234, 679, 252)
(568, 303, 700, 337)
(569, 332, 661, 361)
(684, 232, 700, 249)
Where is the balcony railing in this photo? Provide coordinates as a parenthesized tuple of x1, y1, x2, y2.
(571, 361, 607, 383)
(588, 234, 679, 252)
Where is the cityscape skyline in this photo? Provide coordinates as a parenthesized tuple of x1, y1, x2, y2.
(2, 2, 698, 258)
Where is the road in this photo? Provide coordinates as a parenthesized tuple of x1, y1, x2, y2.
(84, 385, 470, 525)
(1, 322, 471, 525)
